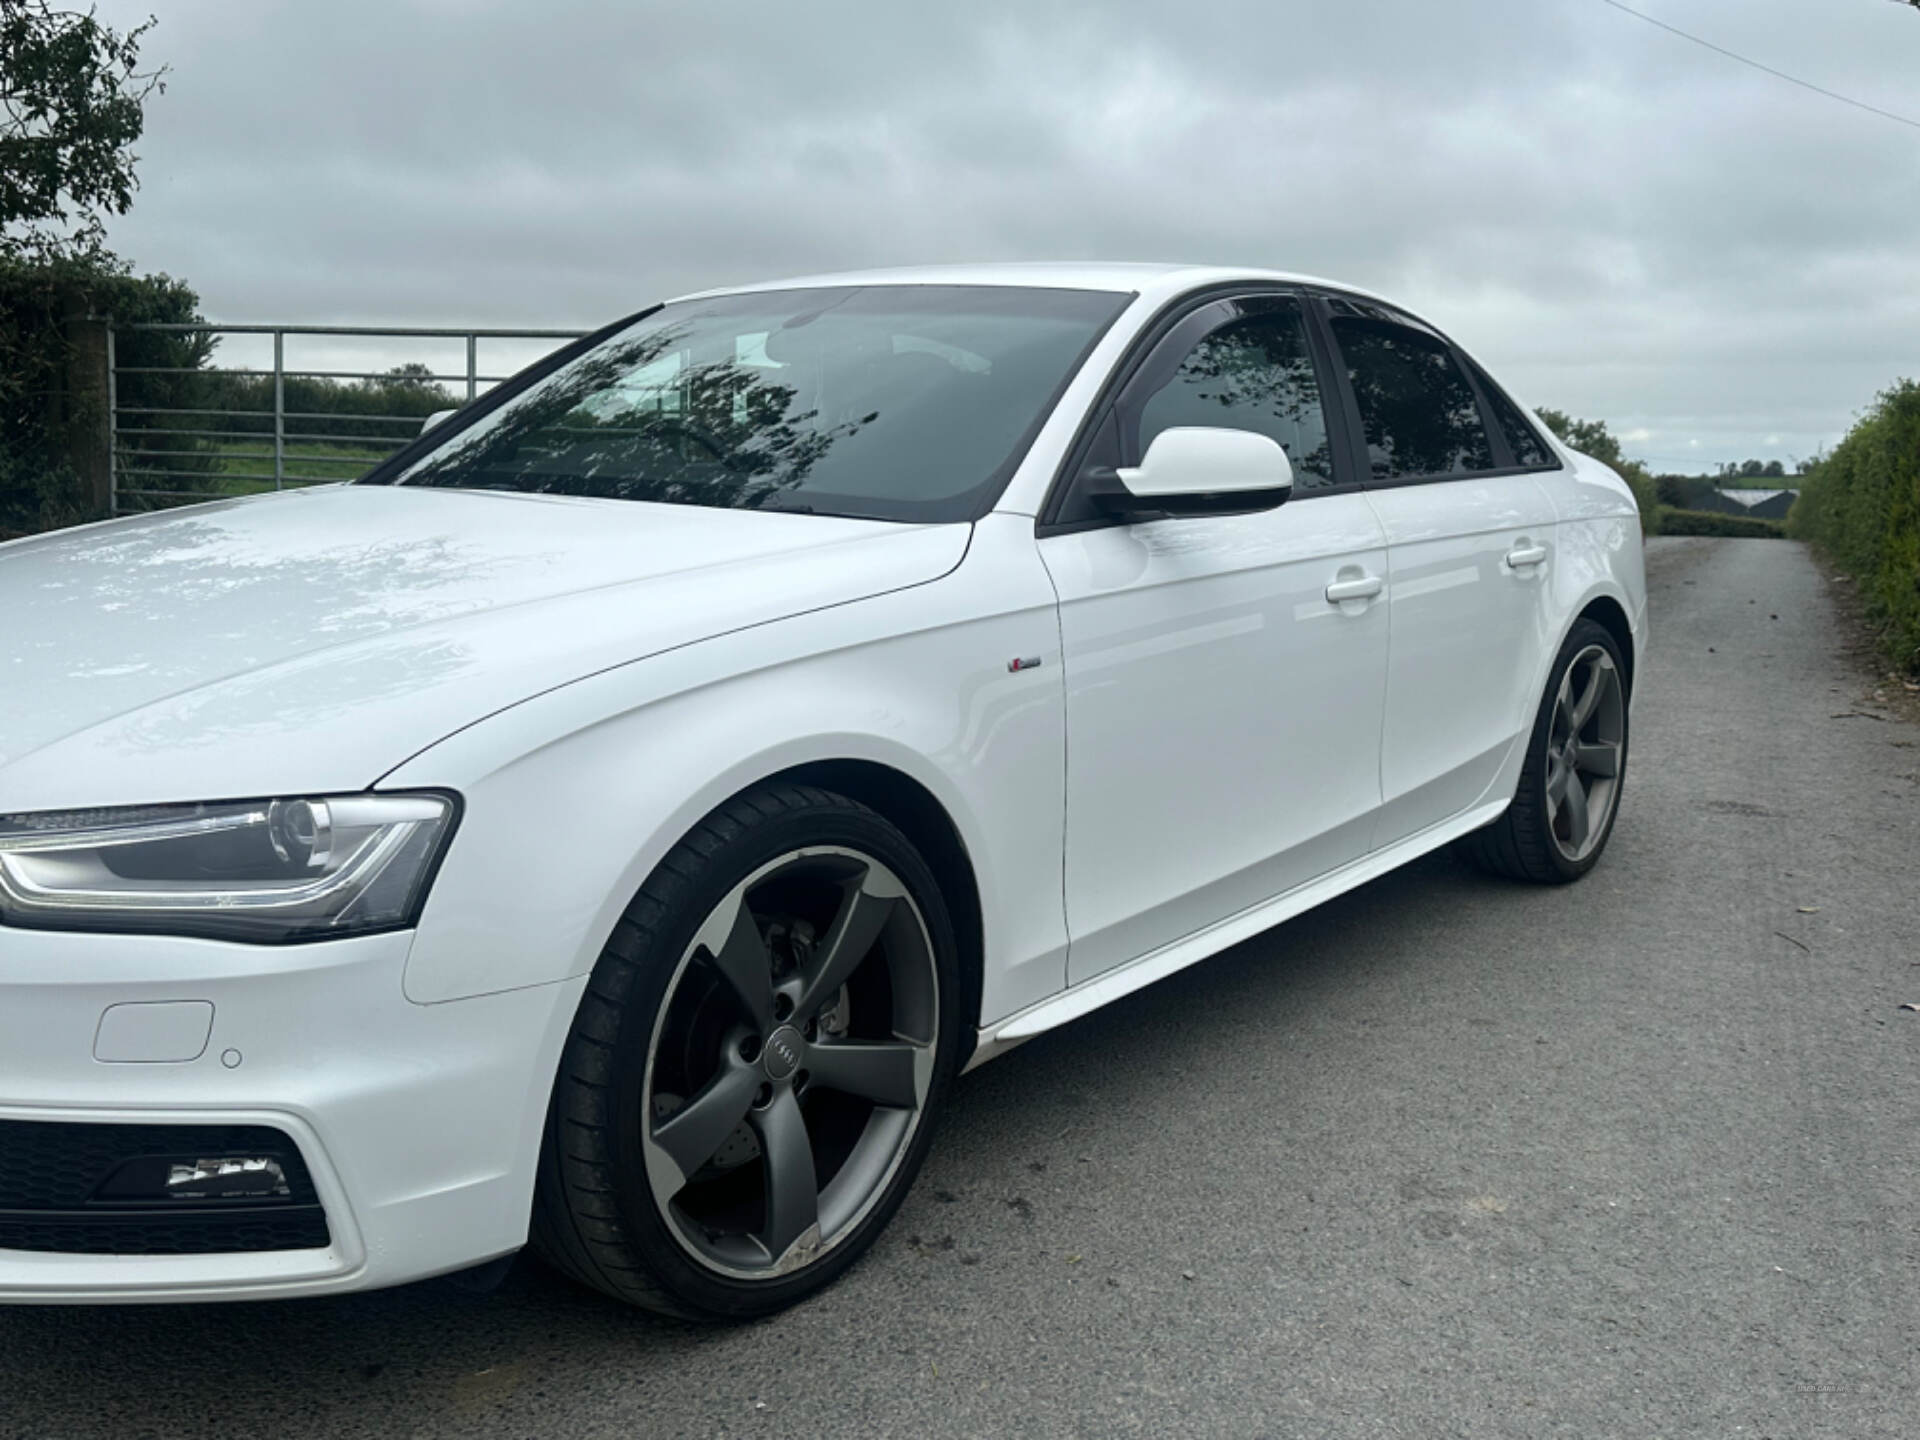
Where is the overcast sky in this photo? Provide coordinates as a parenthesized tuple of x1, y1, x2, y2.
(92, 0, 1920, 472)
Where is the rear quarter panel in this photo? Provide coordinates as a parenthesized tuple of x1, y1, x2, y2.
(1546, 450, 1649, 684)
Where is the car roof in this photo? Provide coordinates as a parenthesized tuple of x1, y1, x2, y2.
(669, 262, 1393, 308)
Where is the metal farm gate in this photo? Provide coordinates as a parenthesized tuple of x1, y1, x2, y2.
(106, 323, 586, 515)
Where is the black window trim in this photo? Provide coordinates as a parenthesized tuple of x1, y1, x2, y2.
(1312, 291, 1564, 491)
(1035, 282, 1363, 537)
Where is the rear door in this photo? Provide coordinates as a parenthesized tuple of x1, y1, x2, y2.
(1317, 297, 1562, 849)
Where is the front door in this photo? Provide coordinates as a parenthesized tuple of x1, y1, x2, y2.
(1039, 293, 1391, 986)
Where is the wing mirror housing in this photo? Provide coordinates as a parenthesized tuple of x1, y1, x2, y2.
(1086, 426, 1295, 519)
(420, 408, 458, 435)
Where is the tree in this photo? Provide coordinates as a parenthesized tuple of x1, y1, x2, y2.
(1715, 458, 1788, 480)
(1, 2, 164, 264)
(1535, 408, 1629, 470)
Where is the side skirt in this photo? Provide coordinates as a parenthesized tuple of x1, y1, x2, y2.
(962, 796, 1510, 1072)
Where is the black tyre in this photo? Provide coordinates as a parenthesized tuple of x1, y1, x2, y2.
(1457, 618, 1629, 884)
(532, 783, 960, 1320)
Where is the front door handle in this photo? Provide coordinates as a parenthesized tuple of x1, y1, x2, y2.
(1506, 541, 1549, 569)
(1325, 573, 1384, 604)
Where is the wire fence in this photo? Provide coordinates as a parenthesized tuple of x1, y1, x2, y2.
(109, 323, 586, 514)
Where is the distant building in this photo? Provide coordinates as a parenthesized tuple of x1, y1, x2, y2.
(1654, 476, 1800, 517)
(1717, 488, 1798, 520)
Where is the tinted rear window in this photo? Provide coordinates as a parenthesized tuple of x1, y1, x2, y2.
(1328, 302, 1495, 480)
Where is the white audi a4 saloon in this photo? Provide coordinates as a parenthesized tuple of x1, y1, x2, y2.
(0, 265, 1644, 1318)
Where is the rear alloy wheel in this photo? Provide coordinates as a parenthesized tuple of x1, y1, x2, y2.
(1542, 644, 1626, 864)
(1457, 618, 1629, 884)
(533, 785, 958, 1320)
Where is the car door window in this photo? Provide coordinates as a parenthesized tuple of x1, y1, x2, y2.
(1327, 303, 1495, 480)
(1132, 296, 1335, 491)
(1467, 361, 1556, 469)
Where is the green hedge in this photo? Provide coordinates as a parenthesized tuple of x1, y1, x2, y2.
(1788, 380, 1920, 675)
(1655, 507, 1786, 539)
(1623, 465, 1660, 534)
(0, 258, 212, 530)
(194, 366, 458, 445)
(2, 261, 457, 530)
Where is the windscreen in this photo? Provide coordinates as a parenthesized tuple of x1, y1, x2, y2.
(379, 285, 1129, 522)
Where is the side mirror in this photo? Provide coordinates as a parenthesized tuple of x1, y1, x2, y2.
(1087, 427, 1295, 520)
(420, 408, 458, 435)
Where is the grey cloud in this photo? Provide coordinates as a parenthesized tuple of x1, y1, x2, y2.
(93, 0, 1920, 469)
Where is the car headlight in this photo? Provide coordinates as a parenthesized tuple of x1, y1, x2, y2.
(0, 793, 457, 943)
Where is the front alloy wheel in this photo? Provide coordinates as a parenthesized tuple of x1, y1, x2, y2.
(533, 784, 958, 1319)
(642, 847, 938, 1280)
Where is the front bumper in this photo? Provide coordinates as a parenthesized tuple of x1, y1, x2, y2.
(0, 925, 586, 1303)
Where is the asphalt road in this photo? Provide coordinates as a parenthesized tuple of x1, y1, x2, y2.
(4, 537, 1917, 1440)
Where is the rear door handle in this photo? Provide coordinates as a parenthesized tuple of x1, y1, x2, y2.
(1325, 573, 1384, 604)
(1505, 542, 1548, 569)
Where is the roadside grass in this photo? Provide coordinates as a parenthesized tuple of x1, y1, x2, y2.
(117, 439, 403, 501)
(205, 439, 400, 494)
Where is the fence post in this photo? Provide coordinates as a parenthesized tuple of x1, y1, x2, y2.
(105, 320, 118, 516)
(466, 334, 477, 403)
(273, 329, 285, 489)
(62, 301, 114, 517)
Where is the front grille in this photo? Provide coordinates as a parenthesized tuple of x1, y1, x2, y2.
(0, 1119, 330, 1256)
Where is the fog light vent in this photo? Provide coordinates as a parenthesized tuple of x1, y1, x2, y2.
(165, 1157, 290, 1201)
(0, 1120, 330, 1254)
